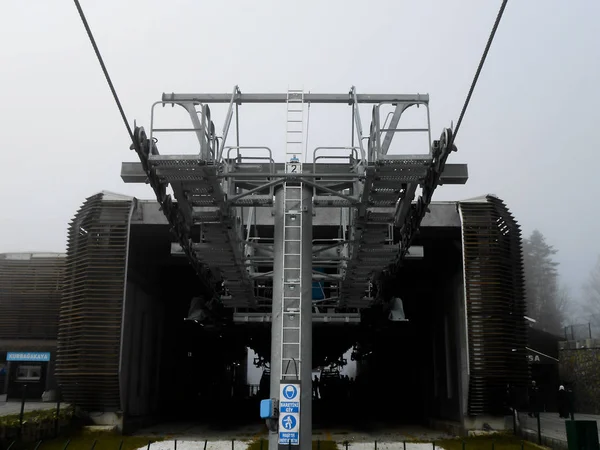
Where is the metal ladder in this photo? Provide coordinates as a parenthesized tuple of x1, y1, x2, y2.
(281, 89, 305, 379)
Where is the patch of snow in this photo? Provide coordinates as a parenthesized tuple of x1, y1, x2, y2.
(136, 441, 445, 450)
(349, 443, 445, 450)
(138, 441, 250, 450)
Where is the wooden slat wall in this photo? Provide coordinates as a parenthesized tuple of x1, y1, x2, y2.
(0, 253, 65, 340)
(460, 196, 529, 415)
(56, 193, 133, 411)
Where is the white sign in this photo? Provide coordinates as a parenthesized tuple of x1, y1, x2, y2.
(286, 162, 300, 174)
(279, 382, 300, 446)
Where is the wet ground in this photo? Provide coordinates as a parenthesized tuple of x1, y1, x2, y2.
(133, 443, 448, 450)
(0, 400, 68, 416)
(134, 422, 454, 443)
(519, 411, 600, 444)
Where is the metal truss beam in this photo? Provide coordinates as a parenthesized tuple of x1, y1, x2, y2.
(121, 161, 468, 185)
(162, 92, 429, 105)
(233, 313, 360, 323)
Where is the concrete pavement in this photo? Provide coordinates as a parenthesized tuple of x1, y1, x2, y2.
(0, 400, 67, 417)
(519, 411, 600, 447)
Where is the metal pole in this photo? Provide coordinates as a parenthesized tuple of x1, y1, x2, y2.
(299, 186, 313, 450)
(269, 186, 285, 450)
(589, 323, 592, 339)
(19, 384, 27, 437)
(536, 412, 541, 445)
(351, 107, 355, 148)
(235, 103, 240, 151)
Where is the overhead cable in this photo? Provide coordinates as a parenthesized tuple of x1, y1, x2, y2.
(453, 0, 509, 143)
(73, 0, 134, 142)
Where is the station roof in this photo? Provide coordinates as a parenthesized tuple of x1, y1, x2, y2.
(0, 252, 66, 260)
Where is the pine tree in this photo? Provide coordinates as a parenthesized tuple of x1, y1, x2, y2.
(522, 230, 564, 334)
(583, 255, 600, 326)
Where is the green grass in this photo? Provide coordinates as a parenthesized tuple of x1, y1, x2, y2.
(0, 407, 73, 428)
(2, 430, 546, 450)
(5, 431, 163, 450)
(437, 433, 545, 450)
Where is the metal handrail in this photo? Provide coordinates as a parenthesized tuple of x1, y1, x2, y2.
(312, 146, 360, 174)
(310, 147, 361, 202)
(350, 86, 367, 164)
(149, 100, 219, 160)
(225, 146, 275, 174)
(217, 86, 240, 162)
(372, 101, 432, 162)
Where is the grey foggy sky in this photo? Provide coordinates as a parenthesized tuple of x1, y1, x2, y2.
(1, 1, 599, 310)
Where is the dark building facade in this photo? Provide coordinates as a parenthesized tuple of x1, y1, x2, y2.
(0, 252, 65, 400)
(527, 327, 561, 411)
(0, 191, 530, 433)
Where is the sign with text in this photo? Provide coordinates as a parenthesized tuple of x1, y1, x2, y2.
(278, 382, 300, 446)
(286, 161, 300, 174)
(7, 352, 50, 362)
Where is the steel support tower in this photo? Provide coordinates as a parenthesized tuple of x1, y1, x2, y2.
(267, 90, 313, 449)
(125, 86, 466, 449)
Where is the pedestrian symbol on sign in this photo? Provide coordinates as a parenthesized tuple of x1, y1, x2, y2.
(282, 415, 296, 430)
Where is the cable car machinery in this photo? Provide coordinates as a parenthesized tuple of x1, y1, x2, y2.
(71, 0, 509, 447)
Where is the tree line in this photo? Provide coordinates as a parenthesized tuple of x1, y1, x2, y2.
(522, 229, 600, 336)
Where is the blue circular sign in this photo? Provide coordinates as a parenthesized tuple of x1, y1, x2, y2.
(281, 414, 297, 430)
(282, 384, 298, 400)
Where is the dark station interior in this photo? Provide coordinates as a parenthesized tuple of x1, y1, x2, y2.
(120, 218, 465, 431)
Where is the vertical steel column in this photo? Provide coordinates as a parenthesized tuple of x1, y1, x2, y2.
(269, 186, 313, 450)
(299, 185, 313, 449)
(269, 186, 284, 450)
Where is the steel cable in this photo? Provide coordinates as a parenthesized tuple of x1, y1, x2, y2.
(73, 0, 134, 142)
(453, 0, 509, 143)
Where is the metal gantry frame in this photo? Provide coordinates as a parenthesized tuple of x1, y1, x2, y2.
(128, 86, 463, 311)
(125, 85, 465, 448)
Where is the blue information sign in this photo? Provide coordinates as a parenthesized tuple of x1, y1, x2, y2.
(279, 383, 300, 446)
(7, 352, 50, 362)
